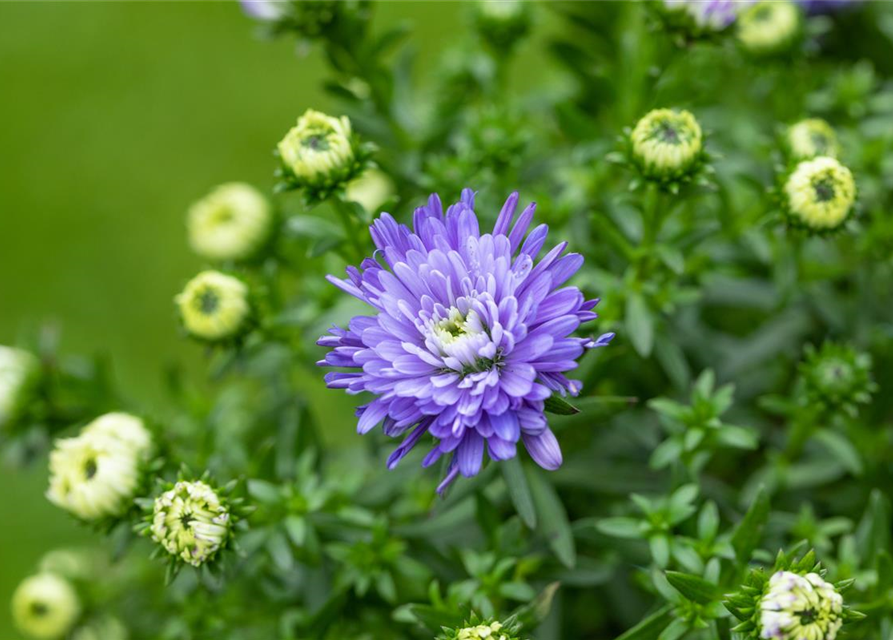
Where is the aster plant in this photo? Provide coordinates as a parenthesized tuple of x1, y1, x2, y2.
(318, 189, 613, 492)
(7, 2, 893, 640)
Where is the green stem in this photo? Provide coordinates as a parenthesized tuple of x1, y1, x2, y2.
(331, 197, 367, 264)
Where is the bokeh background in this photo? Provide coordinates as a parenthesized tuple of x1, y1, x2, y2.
(0, 3, 568, 635)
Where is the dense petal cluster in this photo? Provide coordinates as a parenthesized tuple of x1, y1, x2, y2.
(737, 1, 801, 55)
(11, 573, 81, 640)
(47, 413, 152, 520)
(175, 271, 252, 342)
(630, 108, 704, 181)
(785, 119, 840, 161)
(278, 109, 358, 191)
(443, 620, 522, 640)
(760, 571, 843, 640)
(0, 345, 40, 429)
(150, 480, 231, 567)
(783, 156, 856, 231)
(187, 182, 273, 262)
(319, 190, 612, 491)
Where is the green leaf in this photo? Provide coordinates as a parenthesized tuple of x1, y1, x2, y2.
(815, 428, 863, 475)
(510, 582, 561, 630)
(527, 466, 577, 568)
(284, 515, 307, 547)
(665, 571, 720, 605)
(596, 517, 645, 539)
(247, 479, 282, 505)
(650, 535, 670, 568)
(544, 394, 581, 415)
(614, 604, 673, 640)
(625, 292, 655, 357)
(731, 486, 770, 562)
(698, 501, 720, 542)
(502, 457, 538, 529)
(657, 618, 688, 640)
(856, 489, 891, 565)
(392, 604, 465, 634)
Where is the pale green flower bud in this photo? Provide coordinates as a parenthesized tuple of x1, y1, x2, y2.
(760, 571, 843, 640)
(785, 118, 840, 161)
(346, 169, 394, 213)
(737, 1, 801, 56)
(187, 183, 273, 262)
(11, 573, 80, 640)
(175, 270, 252, 342)
(47, 414, 151, 520)
(278, 109, 357, 190)
(0, 345, 40, 430)
(630, 108, 704, 181)
(783, 156, 856, 231)
(71, 617, 128, 640)
(474, 1, 532, 52)
(150, 480, 231, 567)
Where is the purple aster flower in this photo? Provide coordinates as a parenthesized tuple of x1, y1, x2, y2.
(318, 189, 614, 492)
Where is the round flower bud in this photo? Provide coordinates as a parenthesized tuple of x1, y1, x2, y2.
(439, 619, 523, 640)
(737, 1, 801, 56)
(277, 109, 357, 191)
(346, 169, 394, 213)
(473, 1, 532, 52)
(150, 480, 231, 567)
(785, 118, 840, 161)
(630, 108, 704, 181)
(175, 271, 252, 342)
(782, 156, 856, 231)
(11, 573, 81, 640)
(0, 345, 40, 430)
(47, 417, 150, 520)
(71, 617, 128, 640)
(798, 343, 875, 417)
(187, 183, 273, 262)
(760, 571, 843, 640)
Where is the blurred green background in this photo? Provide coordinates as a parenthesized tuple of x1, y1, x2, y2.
(0, 2, 498, 635)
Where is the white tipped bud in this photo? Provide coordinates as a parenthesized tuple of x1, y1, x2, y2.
(11, 573, 81, 640)
(187, 183, 273, 262)
(175, 270, 252, 342)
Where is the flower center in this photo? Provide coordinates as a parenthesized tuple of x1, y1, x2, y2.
(810, 133, 830, 153)
(209, 205, 234, 225)
(434, 309, 471, 344)
(302, 133, 331, 151)
(83, 457, 98, 480)
(653, 122, 681, 145)
(797, 608, 818, 625)
(30, 602, 48, 617)
(194, 288, 220, 315)
(813, 177, 836, 202)
(752, 5, 774, 21)
(425, 305, 501, 376)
